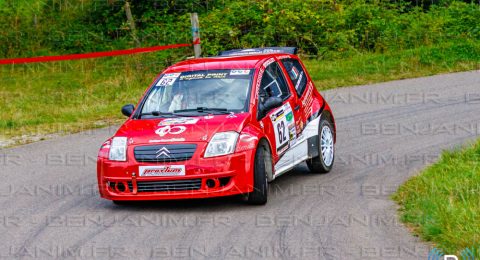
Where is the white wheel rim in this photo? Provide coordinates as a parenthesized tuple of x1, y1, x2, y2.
(320, 125, 334, 167)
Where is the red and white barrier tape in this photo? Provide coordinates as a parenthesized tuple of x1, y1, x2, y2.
(0, 43, 191, 65)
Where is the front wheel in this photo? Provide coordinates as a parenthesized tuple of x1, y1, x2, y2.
(244, 143, 271, 205)
(307, 119, 335, 173)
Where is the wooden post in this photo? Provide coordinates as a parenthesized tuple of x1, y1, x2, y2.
(125, 1, 141, 47)
(190, 13, 201, 58)
(33, 14, 38, 29)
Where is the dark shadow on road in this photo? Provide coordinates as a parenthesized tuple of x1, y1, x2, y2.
(99, 164, 319, 211)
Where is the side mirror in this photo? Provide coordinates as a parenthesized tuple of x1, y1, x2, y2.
(121, 104, 135, 117)
(263, 97, 283, 112)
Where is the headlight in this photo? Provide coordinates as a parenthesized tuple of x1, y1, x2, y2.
(108, 137, 127, 161)
(204, 132, 239, 158)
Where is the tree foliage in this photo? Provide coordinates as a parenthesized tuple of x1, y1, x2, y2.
(0, 0, 478, 58)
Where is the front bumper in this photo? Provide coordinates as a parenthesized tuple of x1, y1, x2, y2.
(97, 151, 255, 201)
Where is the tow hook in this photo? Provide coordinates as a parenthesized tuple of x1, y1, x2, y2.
(132, 172, 138, 195)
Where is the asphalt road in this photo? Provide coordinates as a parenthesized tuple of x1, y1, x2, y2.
(1, 71, 479, 259)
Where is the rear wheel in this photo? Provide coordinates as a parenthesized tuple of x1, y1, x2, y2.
(244, 143, 271, 205)
(307, 118, 334, 173)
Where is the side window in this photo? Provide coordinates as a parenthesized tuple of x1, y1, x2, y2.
(281, 58, 307, 97)
(258, 62, 291, 103)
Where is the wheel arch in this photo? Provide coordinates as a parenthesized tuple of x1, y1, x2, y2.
(321, 109, 336, 143)
(257, 137, 275, 182)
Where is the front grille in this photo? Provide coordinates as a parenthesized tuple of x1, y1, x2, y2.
(134, 144, 197, 163)
(128, 179, 202, 192)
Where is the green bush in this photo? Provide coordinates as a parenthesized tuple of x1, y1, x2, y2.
(0, 0, 479, 59)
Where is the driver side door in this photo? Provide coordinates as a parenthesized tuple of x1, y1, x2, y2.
(256, 59, 300, 162)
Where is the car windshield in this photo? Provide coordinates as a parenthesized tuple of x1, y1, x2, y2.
(140, 69, 252, 117)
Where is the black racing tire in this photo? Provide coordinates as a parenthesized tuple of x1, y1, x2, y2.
(307, 118, 335, 174)
(245, 143, 271, 205)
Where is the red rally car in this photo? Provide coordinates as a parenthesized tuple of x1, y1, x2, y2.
(97, 47, 336, 205)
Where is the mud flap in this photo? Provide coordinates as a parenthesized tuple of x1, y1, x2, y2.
(307, 135, 319, 158)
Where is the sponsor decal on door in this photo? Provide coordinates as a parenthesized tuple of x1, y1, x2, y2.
(270, 103, 296, 154)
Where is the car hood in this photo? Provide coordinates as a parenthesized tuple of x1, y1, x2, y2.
(115, 113, 251, 145)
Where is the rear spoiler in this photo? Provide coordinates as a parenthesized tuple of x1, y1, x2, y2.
(218, 47, 297, 57)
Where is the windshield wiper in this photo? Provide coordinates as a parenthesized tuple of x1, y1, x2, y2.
(140, 111, 178, 118)
(174, 107, 230, 114)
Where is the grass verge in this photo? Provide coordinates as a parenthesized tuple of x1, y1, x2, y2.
(0, 53, 165, 147)
(0, 40, 479, 146)
(392, 140, 480, 257)
(304, 40, 480, 90)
